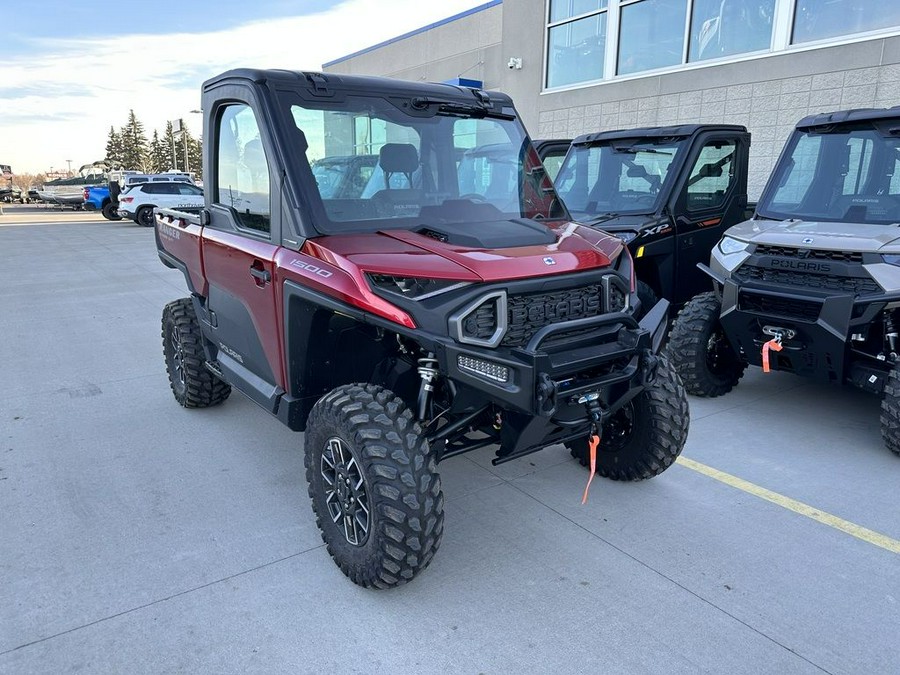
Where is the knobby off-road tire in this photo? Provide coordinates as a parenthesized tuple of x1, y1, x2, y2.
(667, 291, 746, 397)
(161, 298, 231, 408)
(879, 366, 900, 456)
(636, 280, 658, 319)
(137, 205, 155, 227)
(569, 355, 689, 480)
(101, 201, 122, 221)
(304, 384, 444, 589)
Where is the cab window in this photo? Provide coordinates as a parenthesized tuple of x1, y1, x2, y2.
(541, 148, 568, 182)
(686, 141, 736, 211)
(216, 104, 271, 233)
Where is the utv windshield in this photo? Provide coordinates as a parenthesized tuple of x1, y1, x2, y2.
(758, 124, 900, 225)
(281, 94, 564, 233)
(310, 155, 377, 200)
(554, 138, 684, 220)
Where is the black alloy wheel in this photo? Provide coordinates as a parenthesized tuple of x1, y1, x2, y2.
(568, 355, 689, 480)
(167, 320, 186, 397)
(161, 298, 231, 408)
(101, 201, 122, 220)
(320, 436, 370, 546)
(137, 206, 155, 227)
(304, 383, 444, 588)
(705, 326, 737, 378)
(602, 401, 636, 454)
(667, 291, 746, 397)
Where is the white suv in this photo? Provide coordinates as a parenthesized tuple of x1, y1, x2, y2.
(118, 182, 205, 226)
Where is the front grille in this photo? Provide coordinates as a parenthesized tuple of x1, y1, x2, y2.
(754, 245, 863, 262)
(503, 285, 604, 347)
(463, 303, 497, 341)
(739, 292, 821, 322)
(453, 275, 629, 349)
(734, 265, 881, 295)
(607, 282, 627, 313)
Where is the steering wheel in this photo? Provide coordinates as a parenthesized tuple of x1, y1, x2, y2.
(459, 193, 488, 202)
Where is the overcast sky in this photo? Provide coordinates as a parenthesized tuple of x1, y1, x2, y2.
(1, 0, 486, 175)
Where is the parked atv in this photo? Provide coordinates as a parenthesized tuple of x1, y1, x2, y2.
(155, 69, 690, 588)
(668, 107, 900, 456)
(553, 125, 752, 311)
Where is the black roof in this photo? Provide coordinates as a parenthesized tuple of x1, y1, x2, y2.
(795, 106, 900, 130)
(572, 124, 747, 146)
(204, 69, 514, 107)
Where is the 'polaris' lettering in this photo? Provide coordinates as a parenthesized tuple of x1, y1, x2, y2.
(218, 342, 244, 364)
(290, 259, 334, 278)
(770, 259, 832, 272)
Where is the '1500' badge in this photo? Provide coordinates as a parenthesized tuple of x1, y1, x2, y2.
(543, 257, 556, 265)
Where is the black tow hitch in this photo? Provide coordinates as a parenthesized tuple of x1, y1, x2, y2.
(575, 391, 608, 427)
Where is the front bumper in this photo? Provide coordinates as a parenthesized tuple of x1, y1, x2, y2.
(433, 299, 669, 459)
(441, 300, 666, 413)
(718, 278, 889, 383)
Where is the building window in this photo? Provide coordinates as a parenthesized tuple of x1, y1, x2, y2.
(544, 0, 900, 89)
(689, 0, 776, 62)
(792, 0, 900, 44)
(546, 1, 608, 88)
(617, 0, 687, 75)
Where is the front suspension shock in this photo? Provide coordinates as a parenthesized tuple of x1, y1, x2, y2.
(416, 353, 439, 421)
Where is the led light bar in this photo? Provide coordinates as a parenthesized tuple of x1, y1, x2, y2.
(457, 355, 509, 383)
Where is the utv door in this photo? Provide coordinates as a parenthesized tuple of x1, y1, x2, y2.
(671, 131, 749, 303)
(533, 139, 571, 182)
(201, 100, 285, 411)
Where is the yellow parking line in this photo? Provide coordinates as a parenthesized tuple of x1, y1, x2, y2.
(676, 456, 900, 555)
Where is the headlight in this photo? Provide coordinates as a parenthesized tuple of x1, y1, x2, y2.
(617, 231, 639, 244)
(367, 274, 470, 300)
(718, 236, 750, 255)
(883, 254, 900, 266)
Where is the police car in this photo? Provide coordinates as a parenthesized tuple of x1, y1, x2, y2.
(118, 182, 204, 226)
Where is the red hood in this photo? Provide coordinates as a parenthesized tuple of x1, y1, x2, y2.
(303, 221, 623, 282)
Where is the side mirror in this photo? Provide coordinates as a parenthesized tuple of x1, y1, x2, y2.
(199, 208, 211, 226)
(626, 165, 649, 179)
(698, 162, 723, 179)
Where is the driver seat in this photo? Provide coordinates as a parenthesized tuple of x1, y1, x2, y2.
(379, 143, 418, 188)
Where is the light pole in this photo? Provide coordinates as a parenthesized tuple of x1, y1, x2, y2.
(66, 159, 72, 176)
(187, 110, 202, 176)
(170, 118, 182, 171)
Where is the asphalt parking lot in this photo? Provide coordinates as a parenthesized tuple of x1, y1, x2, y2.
(1, 206, 898, 674)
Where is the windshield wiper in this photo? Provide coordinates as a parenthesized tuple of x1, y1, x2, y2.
(612, 147, 673, 155)
(586, 212, 620, 224)
(410, 96, 515, 120)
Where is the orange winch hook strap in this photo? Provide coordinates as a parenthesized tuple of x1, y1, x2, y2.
(762, 338, 783, 373)
(581, 433, 600, 504)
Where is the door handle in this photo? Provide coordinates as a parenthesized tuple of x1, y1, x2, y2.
(250, 266, 272, 284)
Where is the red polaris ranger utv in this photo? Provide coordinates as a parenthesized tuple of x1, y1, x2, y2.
(155, 69, 689, 588)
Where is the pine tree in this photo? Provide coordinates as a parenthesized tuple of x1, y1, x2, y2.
(148, 130, 171, 173)
(120, 110, 149, 171)
(104, 126, 124, 169)
(180, 128, 203, 178)
(189, 134, 203, 181)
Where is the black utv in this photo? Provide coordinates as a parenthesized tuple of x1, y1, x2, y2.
(553, 124, 752, 311)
